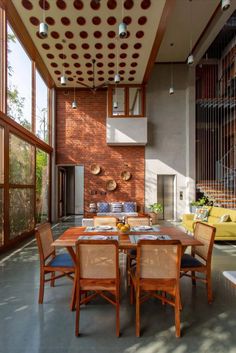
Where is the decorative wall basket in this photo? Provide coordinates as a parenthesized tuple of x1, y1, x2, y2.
(90, 164, 101, 175)
(121, 171, 132, 181)
(106, 179, 117, 191)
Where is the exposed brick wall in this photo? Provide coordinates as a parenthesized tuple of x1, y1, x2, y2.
(56, 89, 145, 215)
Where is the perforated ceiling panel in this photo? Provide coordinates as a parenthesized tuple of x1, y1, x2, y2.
(12, 0, 166, 87)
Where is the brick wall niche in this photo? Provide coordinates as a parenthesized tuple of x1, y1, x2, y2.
(56, 89, 145, 215)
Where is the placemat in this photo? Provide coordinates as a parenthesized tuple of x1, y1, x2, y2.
(129, 234, 171, 244)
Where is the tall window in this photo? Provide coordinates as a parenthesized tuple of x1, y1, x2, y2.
(7, 24, 32, 130)
(9, 134, 34, 239)
(36, 148, 49, 223)
(0, 126, 4, 245)
(36, 70, 49, 143)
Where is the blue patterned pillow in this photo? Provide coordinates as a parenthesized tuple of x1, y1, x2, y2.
(97, 202, 110, 213)
(123, 202, 136, 212)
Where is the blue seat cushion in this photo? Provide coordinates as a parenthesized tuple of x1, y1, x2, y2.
(181, 254, 203, 268)
(97, 202, 110, 213)
(123, 202, 136, 212)
(50, 253, 74, 268)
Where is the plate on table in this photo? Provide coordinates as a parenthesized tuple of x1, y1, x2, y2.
(92, 235, 108, 240)
(135, 226, 152, 231)
(139, 235, 157, 240)
(96, 225, 112, 230)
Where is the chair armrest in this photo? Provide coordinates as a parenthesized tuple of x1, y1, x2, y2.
(182, 214, 194, 222)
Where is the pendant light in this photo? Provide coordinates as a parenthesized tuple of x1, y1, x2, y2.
(221, 0, 230, 11)
(114, 38, 121, 83)
(39, 0, 48, 38)
(169, 43, 174, 94)
(187, 0, 194, 66)
(118, 0, 127, 39)
(72, 77, 78, 109)
(60, 41, 67, 86)
(113, 86, 118, 109)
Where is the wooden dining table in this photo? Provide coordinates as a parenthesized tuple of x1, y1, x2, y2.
(52, 225, 203, 263)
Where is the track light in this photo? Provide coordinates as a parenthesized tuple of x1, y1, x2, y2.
(118, 22, 127, 39)
(60, 75, 67, 86)
(221, 0, 230, 11)
(39, 22, 48, 38)
(114, 74, 121, 84)
(187, 54, 194, 65)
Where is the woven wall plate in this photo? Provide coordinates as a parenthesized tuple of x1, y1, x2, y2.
(121, 171, 132, 181)
(106, 179, 117, 191)
(90, 164, 101, 175)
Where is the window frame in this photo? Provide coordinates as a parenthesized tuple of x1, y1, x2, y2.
(108, 85, 146, 118)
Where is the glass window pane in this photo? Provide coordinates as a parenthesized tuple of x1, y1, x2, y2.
(36, 70, 49, 143)
(0, 126, 4, 183)
(112, 88, 125, 116)
(7, 24, 32, 130)
(9, 134, 35, 185)
(129, 88, 142, 115)
(36, 149, 49, 223)
(9, 188, 34, 239)
(0, 188, 3, 246)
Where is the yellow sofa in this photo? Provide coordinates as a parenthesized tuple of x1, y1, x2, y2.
(182, 206, 236, 241)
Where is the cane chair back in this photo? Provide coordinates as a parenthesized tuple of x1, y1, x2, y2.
(93, 216, 118, 227)
(180, 222, 216, 303)
(193, 222, 215, 261)
(75, 240, 120, 336)
(131, 240, 182, 337)
(126, 217, 150, 227)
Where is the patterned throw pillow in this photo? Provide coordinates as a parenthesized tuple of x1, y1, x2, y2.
(218, 214, 230, 223)
(193, 207, 209, 222)
(123, 202, 136, 212)
(97, 202, 110, 213)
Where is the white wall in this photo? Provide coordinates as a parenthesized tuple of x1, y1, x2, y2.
(75, 166, 84, 214)
(145, 64, 196, 220)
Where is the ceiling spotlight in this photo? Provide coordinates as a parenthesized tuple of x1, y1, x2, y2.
(60, 75, 67, 86)
(39, 22, 48, 38)
(118, 22, 127, 39)
(114, 74, 121, 84)
(187, 54, 194, 65)
(221, 0, 230, 11)
(113, 101, 118, 109)
(169, 87, 174, 95)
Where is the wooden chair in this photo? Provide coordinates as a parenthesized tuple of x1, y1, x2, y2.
(180, 222, 216, 303)
(93, 216, 118, 227)
(126, 216, 151, 284)
(75, 239, 120, 337)
(35, 223, 75, 304)
(126, 216, 150, 227)
(130, 240, 182, 337)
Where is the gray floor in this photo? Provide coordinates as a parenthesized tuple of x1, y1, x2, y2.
(1, 216, 236, 353)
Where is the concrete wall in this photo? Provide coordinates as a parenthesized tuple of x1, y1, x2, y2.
(145, 64, 195, 220)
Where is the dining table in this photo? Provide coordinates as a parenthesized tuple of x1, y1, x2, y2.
(52, 225, 203, 263)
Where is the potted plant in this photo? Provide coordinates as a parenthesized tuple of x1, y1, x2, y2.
(148, 202, 163, 225)
(190, 196, 208, 213)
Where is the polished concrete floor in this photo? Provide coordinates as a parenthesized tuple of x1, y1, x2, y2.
(1, 216, 236, 353)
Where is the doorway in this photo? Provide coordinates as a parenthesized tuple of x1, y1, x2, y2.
(157, 175, 175, 220)
(58, 165, 84, 218)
